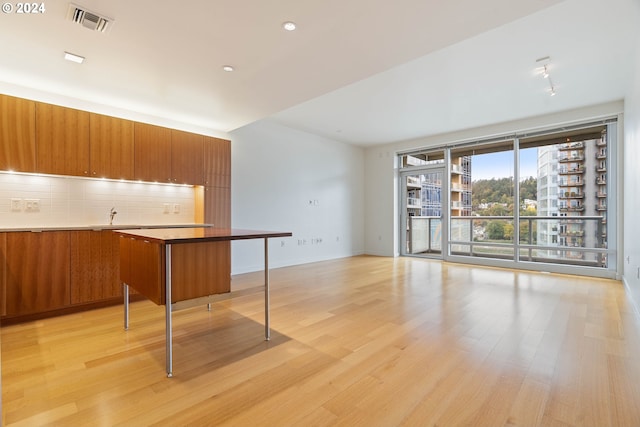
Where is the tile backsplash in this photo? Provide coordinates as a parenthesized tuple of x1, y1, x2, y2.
(0, 172, 196, 228)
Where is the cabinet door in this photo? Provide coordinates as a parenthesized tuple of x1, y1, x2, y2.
(0, 233, 6, 316)
(0, 94, 36, 172)
(203, 136, 231, 188)
(134, 122, 172, 183)
(171, 129, 204, 185)
(204, 186, 231, 228)
(70, 230, 121, 304)
(89, 113, 134, 180)
(4, 231, 70, 316)
(36, 103, 90, 176)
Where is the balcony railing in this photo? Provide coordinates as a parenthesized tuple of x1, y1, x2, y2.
(406, 176, 421, 188)
(408, 216, 442, 255)
(559, 180, 584, 187)
(558, 167, 584, 175)
(559, 155, 585, 162)
(559, 191, 584, 199)
(407, 197, 421, 208)
(559, 142, 585, 150)
(448, 215, 609, 268)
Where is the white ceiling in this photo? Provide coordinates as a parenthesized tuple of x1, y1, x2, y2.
(0, 0, 637, 146)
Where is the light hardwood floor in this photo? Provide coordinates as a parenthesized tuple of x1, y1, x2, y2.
(3, 255, 640, 426)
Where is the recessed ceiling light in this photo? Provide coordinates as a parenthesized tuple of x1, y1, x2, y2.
(282, 21, 297, 31)
(222, 65, 234, 72)
(64, 51, 85, 64)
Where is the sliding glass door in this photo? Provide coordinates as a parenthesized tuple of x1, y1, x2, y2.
(398, 119, 618, 278)
(400, 152, 446, 258)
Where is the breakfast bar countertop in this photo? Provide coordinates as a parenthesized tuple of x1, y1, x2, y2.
(115, 227, 292, 245)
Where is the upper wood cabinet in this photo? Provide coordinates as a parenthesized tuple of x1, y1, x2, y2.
(4, 231, 71, 316)
(171, 129, 204, 185)
(0, 94, 36, 172)
(89, 113, 135, 180)
(204, 136, 231, 188)
(204, 186, 231, 228)
(134, 122, 172, 183)
(36, 103, 90, 177)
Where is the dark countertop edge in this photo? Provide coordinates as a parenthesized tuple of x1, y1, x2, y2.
(115, 228, 293, 244)
(0, 224, 215, 232)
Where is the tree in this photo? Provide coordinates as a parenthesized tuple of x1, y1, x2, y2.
(486, 221, 506, 240)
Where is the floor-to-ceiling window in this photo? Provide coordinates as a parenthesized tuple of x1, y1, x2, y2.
(398, 119, 618, 278)
(449, 140, 515, 260)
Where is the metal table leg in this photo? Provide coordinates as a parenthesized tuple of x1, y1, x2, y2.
(123, 283, 129, 330)
(265, 237, 270, 341)
(165, 244, 173, 378)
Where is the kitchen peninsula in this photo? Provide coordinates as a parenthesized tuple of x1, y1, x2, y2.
(117, 227, 292, 377)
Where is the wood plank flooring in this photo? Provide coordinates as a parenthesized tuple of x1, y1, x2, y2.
(3, 255, 640, 426)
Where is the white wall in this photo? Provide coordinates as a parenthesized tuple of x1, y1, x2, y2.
(623, 0, 640, 312)
(364, 101, 625, 258)
(229, 119, 365, 274)
(0, 173, 196, 228)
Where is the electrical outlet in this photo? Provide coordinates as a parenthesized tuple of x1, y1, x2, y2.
(163, 203, 170, 214)
(10, 198, 22, 211)
(24, 199, 40, 212)
(173, 204, 180, 214)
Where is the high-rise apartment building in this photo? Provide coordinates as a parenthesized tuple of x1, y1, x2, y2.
(536, 130, 608, 266)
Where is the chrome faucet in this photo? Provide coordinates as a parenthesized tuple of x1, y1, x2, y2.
(109, 207, 117, 225)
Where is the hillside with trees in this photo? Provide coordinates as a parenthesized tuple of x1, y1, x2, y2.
(471, 176, 538, 241)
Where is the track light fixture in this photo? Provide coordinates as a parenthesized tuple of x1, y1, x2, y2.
(536, 56, 556, 96)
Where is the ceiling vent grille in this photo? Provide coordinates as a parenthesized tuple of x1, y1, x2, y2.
(67, 3, 113, 33)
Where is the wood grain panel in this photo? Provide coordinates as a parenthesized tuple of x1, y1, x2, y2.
(89, 113, 134, 180)
(171, 129, 204, 185)
(4, 231, 70, 316)
(0, 94, 36, 172)
(204, 186, 231, 228)
(0, 232, 6, 316)
(203, 136, 231, 188)
(36, 102, 90, 176)
(122, 237, 164, 305)
(170, 240, 231, 302)
(70, 231, 121, 304)
(133, 122, 172, 183)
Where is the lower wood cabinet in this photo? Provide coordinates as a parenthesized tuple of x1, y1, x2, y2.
(1, 230, 127, 320)
(0, 233, 6, 316)
(70, 230, 122, 304)
(119, 235, 230, 305)
(3, 231, 71, 316)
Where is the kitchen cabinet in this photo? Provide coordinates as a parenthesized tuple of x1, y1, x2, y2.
(204, 136, 231, 188)
(171, 129, 204, 185)
(119, 235, 164, 304)
(89, 113, 135, 180)
(134, 122, 172, 182)
(0, 233, 6, 316)
(4, 231, 70, 316)
(70, 230, 122, 304)
(204, 186, 231, 228)
(36, 102, 90, 176)
(0, 94, 36, 172)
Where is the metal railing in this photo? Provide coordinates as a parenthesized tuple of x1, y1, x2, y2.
(408, 216, 442, 254)
(448, 215, 608, 267)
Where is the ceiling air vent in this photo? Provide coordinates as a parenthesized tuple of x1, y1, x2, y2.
(67, 3, 113, 33)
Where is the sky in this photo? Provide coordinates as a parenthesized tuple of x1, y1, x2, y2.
(471, 149, 538, 181)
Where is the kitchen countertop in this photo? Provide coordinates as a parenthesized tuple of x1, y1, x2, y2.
(0, 224, 214, 232)
(116, 227, 292, 244)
